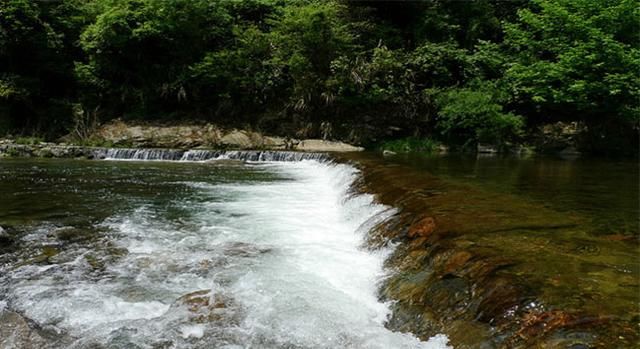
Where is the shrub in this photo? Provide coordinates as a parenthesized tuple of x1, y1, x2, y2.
(436, 89, 523, 146)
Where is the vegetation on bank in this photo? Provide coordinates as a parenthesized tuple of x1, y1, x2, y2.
(1, 0, 638, 154)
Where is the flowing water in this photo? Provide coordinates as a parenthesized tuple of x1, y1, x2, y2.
(0, 156, 450, 349)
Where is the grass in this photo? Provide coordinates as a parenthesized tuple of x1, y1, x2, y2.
(378, 137, 440, 153)
(14, 136, 44, 145)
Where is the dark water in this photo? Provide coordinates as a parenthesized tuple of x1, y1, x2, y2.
(0, 158, 280, 229)
(390, 153, 639, 236)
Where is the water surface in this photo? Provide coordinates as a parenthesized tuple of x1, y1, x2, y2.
(0, 158, 449, 349)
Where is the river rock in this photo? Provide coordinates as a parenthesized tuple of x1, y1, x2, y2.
(90, 120, 223, 148)
(0, 311, 47, 349)
(477, 144, 498, 154)
(408, 217, 437, 238)
(383, 150, 397, 156)
(174, 290, 235, 324)
(263, 136, 288, 149)
(295, 139, 364, 152)
(0, 226, 14, 246)
(220, 130, 254, 148)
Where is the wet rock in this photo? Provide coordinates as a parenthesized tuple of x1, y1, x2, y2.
(54, 227, 88, 242)
(477, 144, 498, 154)
(0, 226, 14, 246)
(383, 150, 397, 156)
(84, 254, 105, 270)
(173, 290, 236, 324)
(221, 241, 271, 257)
(442, 251, 473, 275)
(0, 311, 47, 349)
(408, 217, 437, 238)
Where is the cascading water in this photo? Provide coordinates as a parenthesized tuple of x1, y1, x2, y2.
(0, 156, 451, 348)
(94, 147, 330, 162)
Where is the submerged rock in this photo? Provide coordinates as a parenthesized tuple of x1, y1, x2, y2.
(173, 290, 237, 324)
(221, 241, 271, 257)
(0, 311, 47, 349)
(408, 217, 437, 238)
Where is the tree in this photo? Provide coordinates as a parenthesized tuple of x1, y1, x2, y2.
(76, 0, 232, 119)
(0, 0, 83, 137)
(502, 0, 639, 129)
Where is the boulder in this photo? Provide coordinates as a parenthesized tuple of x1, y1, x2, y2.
(263, 136, 288, 150)
(220, 130, 254, 148)
(295, 139, 364, 152)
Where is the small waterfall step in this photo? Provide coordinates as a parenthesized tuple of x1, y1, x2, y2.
(93, 148, 330, 162)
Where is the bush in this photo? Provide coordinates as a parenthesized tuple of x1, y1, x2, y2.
(436, 89, 524, 147)
(14, 136, 44, 145)
(379, 137, 440, 153)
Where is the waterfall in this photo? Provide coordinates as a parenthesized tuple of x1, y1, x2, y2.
(94, 148, 330, 162)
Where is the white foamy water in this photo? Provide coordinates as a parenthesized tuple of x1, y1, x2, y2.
(1, 160, 450, 348)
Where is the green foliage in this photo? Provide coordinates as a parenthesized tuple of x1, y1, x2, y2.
(76, 0, 233, 118)
(436, 88, 524, 146)
(379, 137, 440, 153)
(502, 0, 639, 124)
(0, 0, 636, 153)
(266, 1, 355, 117)
(14, 136, 44, 145)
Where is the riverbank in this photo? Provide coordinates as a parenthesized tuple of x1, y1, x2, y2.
(0, 120, 363, 158)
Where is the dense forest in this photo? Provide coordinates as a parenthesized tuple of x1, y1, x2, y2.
(1, 0, 638, 154)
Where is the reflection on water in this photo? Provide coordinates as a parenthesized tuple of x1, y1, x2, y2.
(391, 153, 639, 236)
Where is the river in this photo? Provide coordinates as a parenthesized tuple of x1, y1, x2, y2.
(0, 156, 449, 349)
(0, 151, 638, 348)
